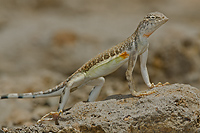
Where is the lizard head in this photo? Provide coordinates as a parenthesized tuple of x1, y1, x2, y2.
(137, 12, 168, 38)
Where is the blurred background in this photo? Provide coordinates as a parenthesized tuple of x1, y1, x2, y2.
(0, 0, 199, 127)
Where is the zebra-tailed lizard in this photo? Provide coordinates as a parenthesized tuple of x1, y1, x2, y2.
(0, 12, 169, 125)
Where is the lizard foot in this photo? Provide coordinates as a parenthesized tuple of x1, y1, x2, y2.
(37, 110, 63, 125)
(150, 82, 170, 89)
(131, 89, 157, 97)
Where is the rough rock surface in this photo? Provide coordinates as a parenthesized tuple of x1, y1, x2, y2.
(3, 84, 200, 133)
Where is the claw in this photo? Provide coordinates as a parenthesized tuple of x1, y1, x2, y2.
(132, 82, 170, 97)
(37, 110, 63, 125)
(131, 90, 157, 97)
(150, 82, 170, 88)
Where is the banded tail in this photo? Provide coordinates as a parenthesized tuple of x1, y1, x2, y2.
(0, 83, 65, 99)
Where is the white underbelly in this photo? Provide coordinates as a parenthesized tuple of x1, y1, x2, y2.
(86, 56, 129, 79)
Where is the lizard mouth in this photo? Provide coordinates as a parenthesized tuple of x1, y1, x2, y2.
(162, 17, 169, 24)
(143, 31, 153, 38)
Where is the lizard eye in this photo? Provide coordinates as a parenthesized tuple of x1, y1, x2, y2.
(150, 16, 156, 19)
(146, 15, 157, 20)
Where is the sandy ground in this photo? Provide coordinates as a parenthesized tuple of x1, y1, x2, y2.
(0, 0, 200, 127)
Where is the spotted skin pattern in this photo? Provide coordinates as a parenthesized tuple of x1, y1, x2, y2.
(0, 12, 169, 124)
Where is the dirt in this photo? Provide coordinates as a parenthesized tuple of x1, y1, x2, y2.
(0, 0, 200, 129)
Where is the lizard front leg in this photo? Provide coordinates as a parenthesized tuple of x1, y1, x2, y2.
(140, 49, 152, 88)
(126, 48, 155, 97)
(140, 49, 169, 90)
(125, 50, 138, 96)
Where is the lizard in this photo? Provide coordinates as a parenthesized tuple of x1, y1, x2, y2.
(0, 12, 169, 125)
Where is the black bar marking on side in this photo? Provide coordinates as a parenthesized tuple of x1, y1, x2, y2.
(18, 95, 23, 98)
(1, 95, 8, 99)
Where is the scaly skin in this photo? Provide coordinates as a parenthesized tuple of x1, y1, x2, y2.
(0, 12, 169, 125)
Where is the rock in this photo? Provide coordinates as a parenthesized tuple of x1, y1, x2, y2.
(1, 0, 200, 128)
(4, 84, 200, 132)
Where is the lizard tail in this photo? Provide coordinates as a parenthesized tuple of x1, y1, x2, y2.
(0, 84, 65, 99)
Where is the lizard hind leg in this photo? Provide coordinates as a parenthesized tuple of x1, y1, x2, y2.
(86, 77, 105, 102)
(37, 87, 70, 125)
(37, 72, 86, 125)
(38, 76, 106, 124)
